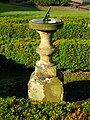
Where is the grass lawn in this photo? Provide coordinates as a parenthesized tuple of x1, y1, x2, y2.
(0, 2, 90, 18)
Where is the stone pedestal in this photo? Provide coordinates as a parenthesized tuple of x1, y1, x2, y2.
(28, 72, 63, 102)
(28, 30, 63, 102)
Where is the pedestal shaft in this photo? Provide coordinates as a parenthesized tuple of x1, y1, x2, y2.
(36, 31, 55, 67)
(28, 30, 63, 102)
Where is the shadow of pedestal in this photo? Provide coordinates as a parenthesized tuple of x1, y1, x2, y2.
(64, 80, 90, 102)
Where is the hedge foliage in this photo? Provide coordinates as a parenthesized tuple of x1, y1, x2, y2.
(28, 0, 70, 6)
(53, 39, 90, 71)
(0, 96, 90, 119)
(0, 16, 90, 40)
(0, 37, 90, 71)
(0, 16, 90, 71)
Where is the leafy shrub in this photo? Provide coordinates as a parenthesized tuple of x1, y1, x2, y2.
(0, 37, 90, 71)
(0, 23, 39, 39)
(65, 108, 87, 120)
(0, 16, 90, 71)
(28, 0, 70, 6)
(0, 96, 90, 119)
(53, 39, 90, 71)
(0, 37, 40, 68)
(82, 102, 90, 116)
(0, 16, 90, 40)
(53, 17, 90, 40)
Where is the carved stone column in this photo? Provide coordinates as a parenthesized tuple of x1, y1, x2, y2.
(36, 31, 56, 78)
(28, 30, 63, 102)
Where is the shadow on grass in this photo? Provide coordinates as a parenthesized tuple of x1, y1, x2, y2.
(64, 80, 90, 102)
(0, 54, 34, 98)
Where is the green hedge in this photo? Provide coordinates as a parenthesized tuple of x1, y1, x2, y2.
(0, 16, 90, 40)
(0, 37, 90, 71)
(0, 96, 90, 119)
(0, 16, 90, 71)
(53, 39, 90, 71)
(53, 17, 90, 40)
(0, 37, 39, 68)
(28, 0, 70, 6)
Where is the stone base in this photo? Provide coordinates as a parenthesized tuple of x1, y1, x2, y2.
(28, 72, 63, 102)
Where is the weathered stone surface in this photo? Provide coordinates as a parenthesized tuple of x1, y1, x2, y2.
(28, 72, 63, 102)
(28, 72, 45, 101)
(35, 65, 57, 78)
(43, 77, 63, 102)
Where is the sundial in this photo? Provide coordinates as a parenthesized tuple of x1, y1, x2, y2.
(29, 6, 63, 31)
(28, 7, 64, 102)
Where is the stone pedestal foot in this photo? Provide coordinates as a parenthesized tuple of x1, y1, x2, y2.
(28, 72, 63, 102)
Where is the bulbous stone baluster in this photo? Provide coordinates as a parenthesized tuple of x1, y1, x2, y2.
(28, 17, 64, 102)
(35, 31, 56, 78)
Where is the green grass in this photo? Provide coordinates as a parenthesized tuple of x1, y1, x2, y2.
(0, 2, 38, 11)
(0, 2, 90, 18)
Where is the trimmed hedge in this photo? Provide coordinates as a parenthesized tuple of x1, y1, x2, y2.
(0, 37, 39, 68)
(53, 39, 90, 71)
(0, 37, 90, 71)
(0, 96, 90, 119)
(0, 16, 90, 40)
(53, 17, 90, 40)
(28, 0, 70, 6)
(0, 16, 90, 71)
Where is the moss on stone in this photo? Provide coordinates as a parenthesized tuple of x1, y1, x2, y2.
(43, 77, 63, 102)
